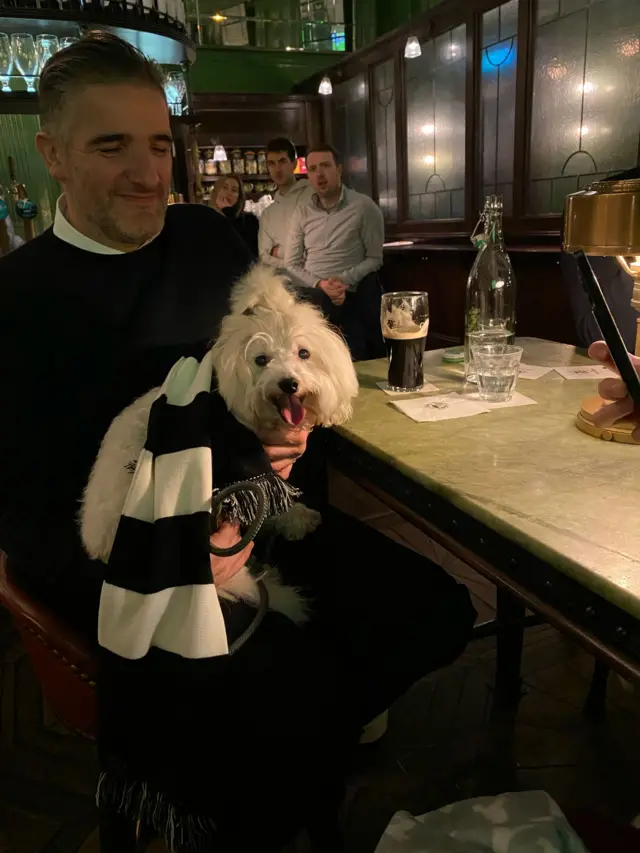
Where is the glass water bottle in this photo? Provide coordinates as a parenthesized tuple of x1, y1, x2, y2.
(464, 195, 516, 382)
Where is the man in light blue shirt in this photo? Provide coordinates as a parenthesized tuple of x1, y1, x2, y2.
(285, 145, 385, 359)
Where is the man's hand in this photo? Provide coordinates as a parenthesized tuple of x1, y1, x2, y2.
(256, 424, 310, 480)
(318, 278, 347, 306)
(589, 341, 640, 440)
(210, 523, 254, 586)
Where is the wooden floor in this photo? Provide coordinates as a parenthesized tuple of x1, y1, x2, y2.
(1, 470, 640, 852)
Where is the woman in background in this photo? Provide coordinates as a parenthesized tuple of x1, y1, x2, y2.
(209, 175, 259, 257)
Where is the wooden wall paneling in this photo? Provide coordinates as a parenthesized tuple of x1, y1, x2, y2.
(512, 0, 535, 221)
(191, 93, 322, 149)
(366, 72, 377, 198)
(394, 48, 408, 232)
(512, 252, 577, 345)
(380, 249, 471, 348)
(466, 6, 481, 225)
(380, 248, 578, 349)
(304, 99, 324, 148)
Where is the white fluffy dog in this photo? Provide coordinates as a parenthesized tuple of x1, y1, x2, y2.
(80, 266, 358, 624)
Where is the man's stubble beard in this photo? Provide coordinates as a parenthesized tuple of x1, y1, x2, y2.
(89, 194, 167, 248)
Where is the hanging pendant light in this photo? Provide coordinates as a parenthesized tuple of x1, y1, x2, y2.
(318, 75, 333, 95)
(404, 36, 422, 59)
(213, 144, 227, 162)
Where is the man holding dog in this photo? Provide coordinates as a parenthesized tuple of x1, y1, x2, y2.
(0, 32, 477, 852)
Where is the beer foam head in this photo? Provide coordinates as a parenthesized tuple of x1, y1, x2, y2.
(382, 302, 429, 340)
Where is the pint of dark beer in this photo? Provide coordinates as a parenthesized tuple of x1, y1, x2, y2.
(381, 292, 430, 392)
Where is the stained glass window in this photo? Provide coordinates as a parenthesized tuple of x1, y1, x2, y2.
(481, 0, 518, 214)
(331, 73, 371, 197)
(373, 59, 397, 222)
(528, 0, 640, 214)
(405, 25, 467, 221)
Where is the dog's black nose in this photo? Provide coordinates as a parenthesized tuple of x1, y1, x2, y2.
(278, 378, 299, 395)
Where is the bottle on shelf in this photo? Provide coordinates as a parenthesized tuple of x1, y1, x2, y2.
(8, 157, 38, 241)
(8, 156, 19, 205)
(464, 194, 516, 382)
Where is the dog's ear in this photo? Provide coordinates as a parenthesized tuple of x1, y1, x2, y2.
(230, 264, 296, 315)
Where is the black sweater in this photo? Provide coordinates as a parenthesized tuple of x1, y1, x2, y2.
(0, 204, 252, 636)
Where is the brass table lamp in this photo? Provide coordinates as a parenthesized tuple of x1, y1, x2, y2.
(563, 178, 640, 442)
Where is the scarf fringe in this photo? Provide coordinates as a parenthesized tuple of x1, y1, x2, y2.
(214, 473, 301, 528)
(97, 771, 217, 853)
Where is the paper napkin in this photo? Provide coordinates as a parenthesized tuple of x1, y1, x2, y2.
(391, 393, 489, 423)
(464, 391, 537, 410)
(377, 380, 439, 397)
(554, 365, 618, 380)
(517, 364, 555, 380)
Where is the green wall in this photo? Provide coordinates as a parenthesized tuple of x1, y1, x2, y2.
(0, 115, 59, 241)
(190, 45, 339, 93)
(353, 0, 448, 47)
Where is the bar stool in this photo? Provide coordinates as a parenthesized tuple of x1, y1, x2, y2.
(0, 551, 147, 851)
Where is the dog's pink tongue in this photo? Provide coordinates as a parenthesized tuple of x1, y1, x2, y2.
(282, 395, 306, 426)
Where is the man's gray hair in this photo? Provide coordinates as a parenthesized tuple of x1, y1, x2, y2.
(39, 30, 166, 131)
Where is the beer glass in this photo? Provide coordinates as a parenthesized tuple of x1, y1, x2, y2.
(381, 291, 430, 392)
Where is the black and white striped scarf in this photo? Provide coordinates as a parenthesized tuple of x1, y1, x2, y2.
(96, 347, 300, 850)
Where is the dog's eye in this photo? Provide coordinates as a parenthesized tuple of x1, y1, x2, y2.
(254, 354, 271, 367)
(298, 348, 311, 360)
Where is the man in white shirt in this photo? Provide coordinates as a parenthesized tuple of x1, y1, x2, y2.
(285, 144, 385, 360)
(258, 137, 311, 271)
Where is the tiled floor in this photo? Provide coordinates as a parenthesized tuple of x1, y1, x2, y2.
(1, 470, 639, 852)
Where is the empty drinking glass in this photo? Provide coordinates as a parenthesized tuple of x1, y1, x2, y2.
(59, 37, 78, 50)
(472, 344, 523, 403)
(465, 326, 513, 383)
(11, 34, 38, 93)
(165, 70, 186, 115)
(0, 35, 12, 93)
(36, 34, 59, 75)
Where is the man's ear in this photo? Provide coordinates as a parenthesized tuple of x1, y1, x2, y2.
(337, 163, 343, 181)
(35, 131, 68, 183)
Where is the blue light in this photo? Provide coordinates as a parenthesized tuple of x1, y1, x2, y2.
(481, 40, 516, 73)
(331, 31, 346, 51)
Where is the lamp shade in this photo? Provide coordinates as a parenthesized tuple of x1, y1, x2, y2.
(404, 36, 422, 59)
(318, 75, 333, 95)
(563, 179, 640, 256)
(213, 144, 228, 162)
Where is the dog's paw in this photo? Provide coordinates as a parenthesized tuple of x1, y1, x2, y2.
(260, 568, 310, 625)
(274, 503, 322, 541)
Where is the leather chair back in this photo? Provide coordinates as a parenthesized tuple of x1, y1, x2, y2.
(0, 551, 98, 738)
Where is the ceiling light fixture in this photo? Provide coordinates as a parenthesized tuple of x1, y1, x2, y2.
(404, 36, 421, 59)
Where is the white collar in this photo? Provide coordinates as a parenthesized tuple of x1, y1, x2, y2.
(53, 195, 160, 255)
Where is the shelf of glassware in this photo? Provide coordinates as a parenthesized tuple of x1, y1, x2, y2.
(0, 0, 188, 35)
(0, 31, 188, 115)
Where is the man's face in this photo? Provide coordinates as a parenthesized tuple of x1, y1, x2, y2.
(306, 151, 342, 197)
(266, 150, 296, 188)
(42, 83, 173, 249)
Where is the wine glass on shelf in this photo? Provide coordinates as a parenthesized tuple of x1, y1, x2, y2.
(0, 35, 12, 93)
(36, 34, 59, 76)
(165, 70, 186, 115)
(11, 34, 38, 94)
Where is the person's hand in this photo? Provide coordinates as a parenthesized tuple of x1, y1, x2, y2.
(209, 522, 254, 586)
(318, 278, 347, 306)
(271, 244, 283, 259)
(588, 341, 640, 440)
(256, 424, 310, 479)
